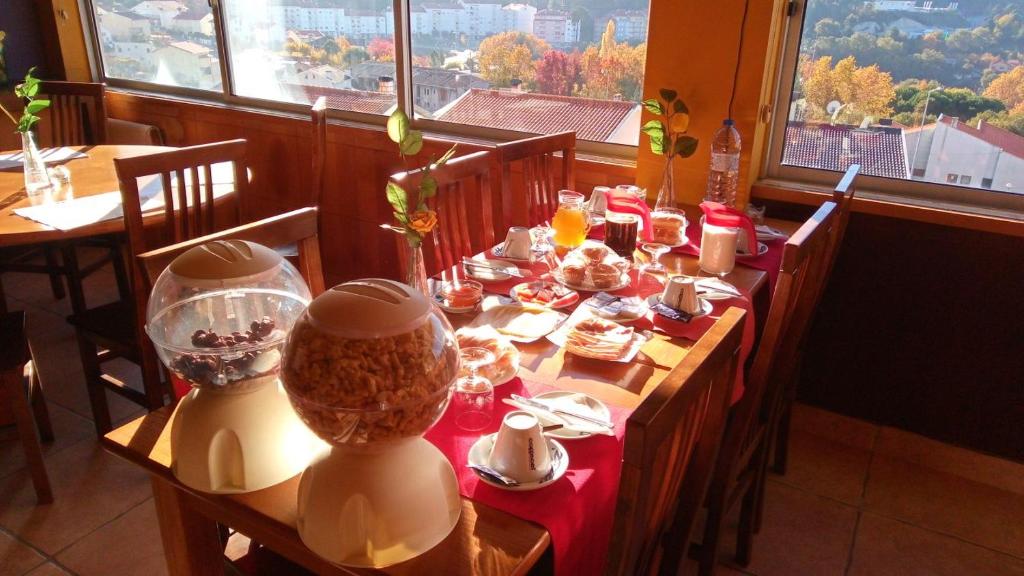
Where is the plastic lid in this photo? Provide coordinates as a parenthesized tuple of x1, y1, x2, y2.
(168, 240, 282, 285)
(723, 118, 735, 126)
(306, 279, 430, 339)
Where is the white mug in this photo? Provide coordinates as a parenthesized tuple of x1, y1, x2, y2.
(502, 227, 532, 260)
(487, 411, 552, 483)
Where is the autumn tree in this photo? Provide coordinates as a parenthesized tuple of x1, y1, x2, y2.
(983, 66, 1024, 115)
(578, 21, 646, 101)
(368, 37, 395, 62)
(477, 32, 550, 87)
(800, 55, 895, 124)
(534, 50, 581, 96)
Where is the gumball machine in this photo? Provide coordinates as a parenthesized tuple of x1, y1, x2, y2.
(146, 240, 322, 494)
(281, 278, 461, 567)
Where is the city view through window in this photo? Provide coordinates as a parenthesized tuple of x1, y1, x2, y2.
(785, 0, 1024, 196)
(91, 0, 648, 145)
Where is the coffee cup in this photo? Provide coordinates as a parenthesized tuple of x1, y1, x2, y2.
(588, 186, 611, 216)
(487, 411, 552, 483)
(502, 227, 532, 259)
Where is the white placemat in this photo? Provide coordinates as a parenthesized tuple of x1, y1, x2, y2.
(13, 163, 236, 231)
(0, 147, 88, 170)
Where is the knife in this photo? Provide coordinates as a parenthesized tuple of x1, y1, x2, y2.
(462, 258, 526, 278)
(509, 394, 615, 430)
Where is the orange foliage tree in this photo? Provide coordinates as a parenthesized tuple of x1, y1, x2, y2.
(578, 21, 646, 101)
(368, 37, 395, 62)
(477, 32, 550, 87)
(984, 65, 1024, 114)
(800, 55, 895, 124)
(534, 50, 582, 96)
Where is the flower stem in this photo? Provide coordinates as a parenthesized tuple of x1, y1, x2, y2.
(0, 103, 19, 128)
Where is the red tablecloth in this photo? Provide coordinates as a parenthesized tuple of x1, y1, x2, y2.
(425, 378, 631, 576)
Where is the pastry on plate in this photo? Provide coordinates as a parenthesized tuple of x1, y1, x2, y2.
(589, 262, 621, 289)
(455, 325, 519, 382)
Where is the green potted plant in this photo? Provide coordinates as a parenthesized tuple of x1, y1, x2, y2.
(642, 88, 698, 210)
(0, 67, 53, 195)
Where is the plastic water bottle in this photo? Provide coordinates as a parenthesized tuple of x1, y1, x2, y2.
(706, 119, 741, 206)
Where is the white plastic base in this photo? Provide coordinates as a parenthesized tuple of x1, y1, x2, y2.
(296, 438, 461, 568)
(170, 380, 323, 494)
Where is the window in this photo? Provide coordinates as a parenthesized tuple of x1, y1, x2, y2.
(86, 0, 650, 146)
(983, 177, 994, 189)
(767, 0, 1024, 212)
(90, 0, 222, 91)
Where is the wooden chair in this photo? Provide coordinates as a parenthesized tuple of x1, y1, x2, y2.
(69, 140, 248, 434)
(0, 311, 54, 504)
(494, 131, 575, 229)
(36, 81, 108, 147)
(136, 207, 326, 299)
(607, 308, 747, 576)
(771, 165, 860, 475)
(390, 150, 496, 280)
(694, 201, 839, 575)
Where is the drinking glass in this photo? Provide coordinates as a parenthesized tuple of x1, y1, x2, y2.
(453, 347, 495, 432)
(529, 225, 559, 272)
(551, 190, 590, 252)
(640, 243, 670, 275)
(745, 204, 766, 226)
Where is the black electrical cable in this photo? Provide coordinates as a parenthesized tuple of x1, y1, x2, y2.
(727, 0, 752, 120)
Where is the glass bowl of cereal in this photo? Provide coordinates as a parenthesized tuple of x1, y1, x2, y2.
(282, 278, 462, 567)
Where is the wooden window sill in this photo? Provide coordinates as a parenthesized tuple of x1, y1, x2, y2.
(752, 179, 1024, 238)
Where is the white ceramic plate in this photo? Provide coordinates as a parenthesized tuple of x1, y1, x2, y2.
(693, 278, 741, 301)
(646, 294, 714, 318)
(432, 292, 479, 314)
(509, 282, 580, 309)
(468, 433, 569, 491)
(736, 242, 769, 257)
(464, 259, 522, 282)
(526, 391, 612, 440)
(546, 306, 649, 363)
(584, 295, 648, 321)
(468, 305, 568, 343)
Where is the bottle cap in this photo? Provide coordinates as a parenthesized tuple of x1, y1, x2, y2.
(723, 119, 735, 126)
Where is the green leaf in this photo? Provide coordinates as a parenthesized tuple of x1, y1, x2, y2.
(641, 120, 665, 137)
(26, 100, 49, 114)
(386, 110, 409, 145)
(659, 88, 678, 103)
(673, 135, 699, 158)
(673, 99, 689, 114)
(400, 131, 423, 156)
(385, 182, 408, 213)
(393, 211, 410, 224)
(649, 133, 665, 155)
(436, 144, 458, 166)
(420, 174, 437, 199)
(642, 98, 664, 116)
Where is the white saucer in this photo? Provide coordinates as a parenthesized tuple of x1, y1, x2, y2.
(468, 433, 569, 491)
(737, 242, 768, 257)
(646, 294, 714, 318)
(530, 391, 612, 440)
(464, 259, 521, 282)
(433, 293, 479, 314)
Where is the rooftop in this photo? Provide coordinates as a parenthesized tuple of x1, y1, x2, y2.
(435, 89, 638, 142)
(782, 121, 909, 179)
(164, 41, 211, 55)
(284, 84, 395, 115)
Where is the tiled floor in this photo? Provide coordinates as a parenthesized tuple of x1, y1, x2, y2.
(3, 260, 1024, 575)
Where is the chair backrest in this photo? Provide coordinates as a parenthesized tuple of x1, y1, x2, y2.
(115, 139, 248, 258)
(607, 307, 747, 576)
(136, 207, 326, 298)
(721, 201, 839, 482)
(390, 150, 496, 279)
(36, 81, 107, 147)
(823, 164, 859, 290)
(310, 97, 327, 208)
(495, 131, 576, 229)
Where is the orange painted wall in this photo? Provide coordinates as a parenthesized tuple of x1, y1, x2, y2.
(637, 0, 786, 207)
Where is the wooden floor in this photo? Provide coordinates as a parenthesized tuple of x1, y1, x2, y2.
(2, 254, 1024, 576)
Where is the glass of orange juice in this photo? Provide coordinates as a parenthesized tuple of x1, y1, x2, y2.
(552, 190, 589, 253)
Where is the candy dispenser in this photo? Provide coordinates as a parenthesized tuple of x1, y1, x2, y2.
(146, 240, 321, 494)
(281, 278, 461, 567)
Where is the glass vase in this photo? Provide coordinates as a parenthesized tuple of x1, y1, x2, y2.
(653, 157, 675, 212)
(405, 240, 429, 298)
(21, 131, 54, 197)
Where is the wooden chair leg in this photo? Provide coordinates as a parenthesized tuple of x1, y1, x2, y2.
(109, 238, 131, 302)
(2, 369, 53, 504)
(26, 361, 54, 442)
(44, 246, 66, 301)
(140, 351, 167, 412)
(698, 485, 726, 576)
(737, 441, 770, 566)
(771, 364, 801, 476)
(75, 331, 113, 435)
(60, 245, 88, 316)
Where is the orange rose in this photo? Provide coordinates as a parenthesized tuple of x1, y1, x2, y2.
(670, 113, 690, 134)
(408, 209, 437, 234)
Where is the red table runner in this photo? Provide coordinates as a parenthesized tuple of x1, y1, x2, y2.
(425, 378, 631, 576)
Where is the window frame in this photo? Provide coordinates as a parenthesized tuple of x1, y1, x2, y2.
(762, 0, 1024, 216)
(79, 0, 639, 161)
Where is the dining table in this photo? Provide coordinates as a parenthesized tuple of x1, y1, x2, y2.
(101, 207, 798, 576)
(0, 144, 237, 314)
